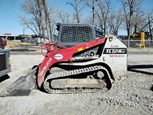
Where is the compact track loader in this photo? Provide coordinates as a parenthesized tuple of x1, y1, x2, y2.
(0, 23, 127, 96)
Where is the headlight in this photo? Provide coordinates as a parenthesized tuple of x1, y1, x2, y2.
(41, 48, 48, 57)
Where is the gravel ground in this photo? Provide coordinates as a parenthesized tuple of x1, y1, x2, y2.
(0, 54, 153, 115)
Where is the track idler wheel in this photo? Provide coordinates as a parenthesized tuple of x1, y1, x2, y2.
(96, 70, 104, 79)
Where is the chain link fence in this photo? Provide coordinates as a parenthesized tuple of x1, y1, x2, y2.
(120, 40, 153, 54)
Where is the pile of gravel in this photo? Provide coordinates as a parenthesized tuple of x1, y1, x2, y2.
(0, 54, 153, 115)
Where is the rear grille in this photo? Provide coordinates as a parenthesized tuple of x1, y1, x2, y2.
(0, 53, 6, 71)
(61, 26, 93, 43)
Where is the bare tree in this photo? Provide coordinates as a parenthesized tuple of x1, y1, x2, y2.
(36, 0, 45, 38)
(148, 13, 153, 40)
(48, 7, 57, 41)
(20, 0, 57, 42)
(84, 14, 93, 24)
(42, 0, 51, 41)
(121, 0, 143, 47)
(56, 9, 72, 23)
(85, 0, 98, 25)
(67, 0, 85, 23)
(132, 13, 145, 33)
(20, 0, 43, 35)
(108, 8, 124, 35)
(95, 0, 112, 34)
(19, 16, 38, 34)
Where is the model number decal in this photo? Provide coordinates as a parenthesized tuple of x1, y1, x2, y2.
(54, 54, 63, 60)
(103, 48, 127, 54)
(109, 54, 124, 57)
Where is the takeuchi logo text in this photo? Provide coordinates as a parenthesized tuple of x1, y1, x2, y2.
(39, 58, 52, 76)
(54, 54, 63, 60)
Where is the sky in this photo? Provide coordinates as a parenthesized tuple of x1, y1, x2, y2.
(0, 0, 153, 36)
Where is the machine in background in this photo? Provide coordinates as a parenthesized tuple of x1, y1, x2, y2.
(0, 38, 11, 78)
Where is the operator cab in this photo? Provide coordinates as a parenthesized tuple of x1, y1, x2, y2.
(56, 23, 104, 47)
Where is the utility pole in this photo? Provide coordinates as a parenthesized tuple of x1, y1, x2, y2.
(92, 0, 98, 25)
(86, 0, 98, 25)
(23, 29, 25, 35)
(92, 0, 95, 25)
